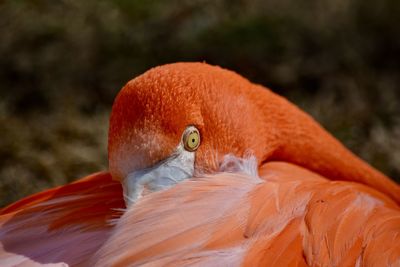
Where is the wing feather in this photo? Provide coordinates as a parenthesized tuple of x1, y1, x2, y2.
(1, 163, 399, 266)
(92, 162, 400, 266)
(0, 172, 124, 267)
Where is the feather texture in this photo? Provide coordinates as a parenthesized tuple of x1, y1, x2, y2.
(1, 163, 399, 266)
(95, 162, 399, 266)
(0, 172, 124, 266)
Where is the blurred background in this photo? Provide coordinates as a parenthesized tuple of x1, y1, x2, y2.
(1, 0, 400, 207)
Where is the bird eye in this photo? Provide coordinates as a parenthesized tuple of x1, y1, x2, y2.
(183, 126, 200, 152)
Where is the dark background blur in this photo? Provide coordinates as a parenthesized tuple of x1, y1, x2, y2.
(1, 0, 400, 207)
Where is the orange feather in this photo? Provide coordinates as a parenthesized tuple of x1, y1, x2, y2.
(0, 172, 124, 266)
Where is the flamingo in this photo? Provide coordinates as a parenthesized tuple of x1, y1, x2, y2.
(0, 62, 399, 266)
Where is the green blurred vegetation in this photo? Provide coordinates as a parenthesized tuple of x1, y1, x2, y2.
(1, 0, 400, 207)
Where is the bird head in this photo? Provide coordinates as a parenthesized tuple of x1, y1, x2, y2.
(108, 63, 269, 205)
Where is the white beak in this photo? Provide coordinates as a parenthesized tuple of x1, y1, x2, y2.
(122, 144, 195, 206)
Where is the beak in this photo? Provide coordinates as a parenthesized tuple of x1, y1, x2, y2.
(122, 145, 195, 207)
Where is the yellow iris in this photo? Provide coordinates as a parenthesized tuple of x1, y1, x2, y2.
(183, 127, 200, 151)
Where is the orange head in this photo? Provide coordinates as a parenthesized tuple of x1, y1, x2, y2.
(108, 63, 272, 204)
(108, 63, 268, 179)
(108, 62, 400, 205)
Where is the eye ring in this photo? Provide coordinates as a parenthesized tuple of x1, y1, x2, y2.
(182, 126, 201, 152)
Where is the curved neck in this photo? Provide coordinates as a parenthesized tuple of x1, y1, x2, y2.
(256, 88, 400, 204)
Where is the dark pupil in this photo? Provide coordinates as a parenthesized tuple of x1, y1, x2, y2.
(192, 138, 195, 143)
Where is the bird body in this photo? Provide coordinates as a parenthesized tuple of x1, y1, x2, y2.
(1, 62, 399, 266)
(1, 161, 399, 266)
(94, 161, 400, 267)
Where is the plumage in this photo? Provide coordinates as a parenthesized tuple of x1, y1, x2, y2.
(1, 62, 399, 266)
(0, 172, 124, 266)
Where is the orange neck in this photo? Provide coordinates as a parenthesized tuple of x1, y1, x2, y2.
(255, 87, 400, 204)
